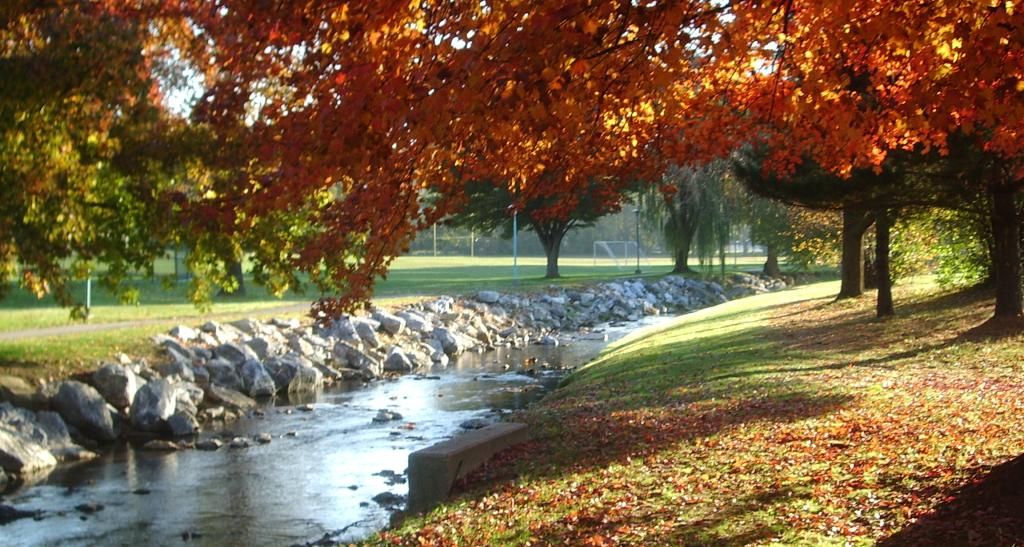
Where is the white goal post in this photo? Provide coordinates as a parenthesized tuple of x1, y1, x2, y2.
(593, 241, 647, 269)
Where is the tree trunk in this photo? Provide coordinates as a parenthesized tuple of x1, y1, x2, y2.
(672, 230, 695, 274)
(219, 259, 246, 296)
(538, 230, 564, 279)
(875, 208, 894, 318)
(989, 186, 1023, 319)
(763, 245, 782, 277)
(837, 208, 873, 299)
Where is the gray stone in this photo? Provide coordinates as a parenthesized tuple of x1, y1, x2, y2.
(34, 411, 95, 462)
(372, 410, 403, 423)
(333, 340, 382, 376)
(238, 360, 277, 397)
(288, 336, 316, 358)
(245, 337, 276, 360)
(539, 335, 559, 347)
(153, 335, 194, 361)
(265, 357, 323, 394)
(229, 437, 252, 449)
(157, 360, 195, 383)
(168, 325, 199, 342)
(204, 359, 244, 392)
(52, 381, 118, 442)
(203, 385, 256, 412)
(91, 364, 139, 409)
(383, 347, 415, 372)
(214, 342, 259, 366)
(271, 317, 300, 329)
(255, 433, 272, 444)
(396, 311, 432, 333)
(0, 375, 47, 410)
(432, 327, 464, 356)
(195, 438, 223, 451)
(167, 412, 199, 436)
(129, 379, 178, 433)
(476, 290, 500, 304)
(0, 425, 57, 474)
(142, 440, 178, 451)
(353, 319, 382, 348)
(372, 311, 406, 335)
(229, 318, 261, 336)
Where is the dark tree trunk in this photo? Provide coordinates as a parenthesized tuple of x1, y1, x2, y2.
(672, 230, 695, 274)
(220, 259, 246, 296)
(837, 208, 873, 299)
(989, 186, 1023, 319)
(537, 228, 565, 279)
(763, 244, 782, 277)
(875, 208, 894, 318)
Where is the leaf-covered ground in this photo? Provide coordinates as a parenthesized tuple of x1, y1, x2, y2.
(376, 279, 1024, 546)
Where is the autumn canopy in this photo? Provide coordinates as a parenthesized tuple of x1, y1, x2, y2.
(4, 0, 1023, 317)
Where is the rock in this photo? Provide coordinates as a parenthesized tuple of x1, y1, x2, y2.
(156, 359, 195, 383)
(264, 356, 323, 394)
(203, 385, 256, 412)
(214, 342, 259, 366)
(0, 504, 38, 525)
(238, 360, 277, 397)
(396, 311, 432, 333)
(229, 318, 261, 335)
(372, 311, 406, 335)
(0, 425, 57, 474)
(383, 347, 415, 372)
(168, 325, 199, 342)
(372, 410, 402, 423)
(229, 437, 252, 449)
(298, 404, 315, 412)
(332, 341, 382, 376)
(372, 491, 405, 508)
(432, 327, 464, 356)
(141, 440, 178, 451)
(52, 381, 119, 442)
(75, 502, 104, 514)
(579, 292, 596, 305)
(476, 290, 500, 304)
(255, 433, 272, 444)
(353, 318, 382, 348)
(245, 337, 276, 360)
(130, 379, 178, 433)
(34, 411, 96, 462)
(539, 335, 559, 347)
(203, 359, 245, 392)
(459, 418, 489, 430)
(271, 317, 300, 329)
(195, 439, 223, 451)
(167, 412, 199, 437)
(153, 335, 194, 362)
(0, 375, 47, 410)
(288, 336, 316, 358)
(91, 364, 140, 409)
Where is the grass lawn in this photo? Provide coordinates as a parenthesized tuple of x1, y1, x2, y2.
(380, 278, 1024, 546)
(0, 255, 771, 333)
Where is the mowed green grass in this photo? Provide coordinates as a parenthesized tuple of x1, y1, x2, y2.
(0, 255, 771, 333)
(381, 278, 1024, 545)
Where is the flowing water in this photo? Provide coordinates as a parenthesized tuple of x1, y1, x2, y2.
(1, 319, 666, 546)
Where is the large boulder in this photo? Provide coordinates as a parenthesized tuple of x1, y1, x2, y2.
(203, 385, 256, 412)
(238, 360, 277, 397)
(383, 347, 415, 372)
(33, 411, 95, 462)
(352, 318, 382, 348)
(167, 411, 199, 437)
(157, 359, 196, 383)
(396, 310, 432, 334)
(476, 290, 500, 304)
(432, 327, 465, 356)
(153, 335, 194, 361)
(203, 359, 245, 392)
(371, 310, 406, 335)
(264, 356, 323, 394)
(52, 381, 119, 442)
(168, 325, 199, 342)
(0, 425, 56, 474)
(91, 364, 140, 409)
(129, 379, 178, 433)
(0, 375, 47, 410)
(332, 340, 382, 376)
(245, 337, 277, 360)
(213, 342, 259, 366)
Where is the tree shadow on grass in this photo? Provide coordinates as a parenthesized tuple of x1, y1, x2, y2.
(879, 454, 1024, 546)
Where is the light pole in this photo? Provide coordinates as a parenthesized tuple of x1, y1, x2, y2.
(634, 207, 641, 275)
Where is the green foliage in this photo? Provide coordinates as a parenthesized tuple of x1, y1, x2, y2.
(930, 208, 992, 288)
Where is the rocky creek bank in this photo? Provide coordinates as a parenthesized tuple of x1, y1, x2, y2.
(0, 271, 796, 518)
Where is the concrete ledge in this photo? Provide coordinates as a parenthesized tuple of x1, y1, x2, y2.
(407, 422, 529, 514)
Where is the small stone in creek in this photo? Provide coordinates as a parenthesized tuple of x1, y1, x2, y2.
(255, 433, 272, 444)
(75, 503, 104, 514)
(298, 404, 315, 412)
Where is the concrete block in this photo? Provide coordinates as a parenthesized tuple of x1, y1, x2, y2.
(407, 422, 529, 513)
